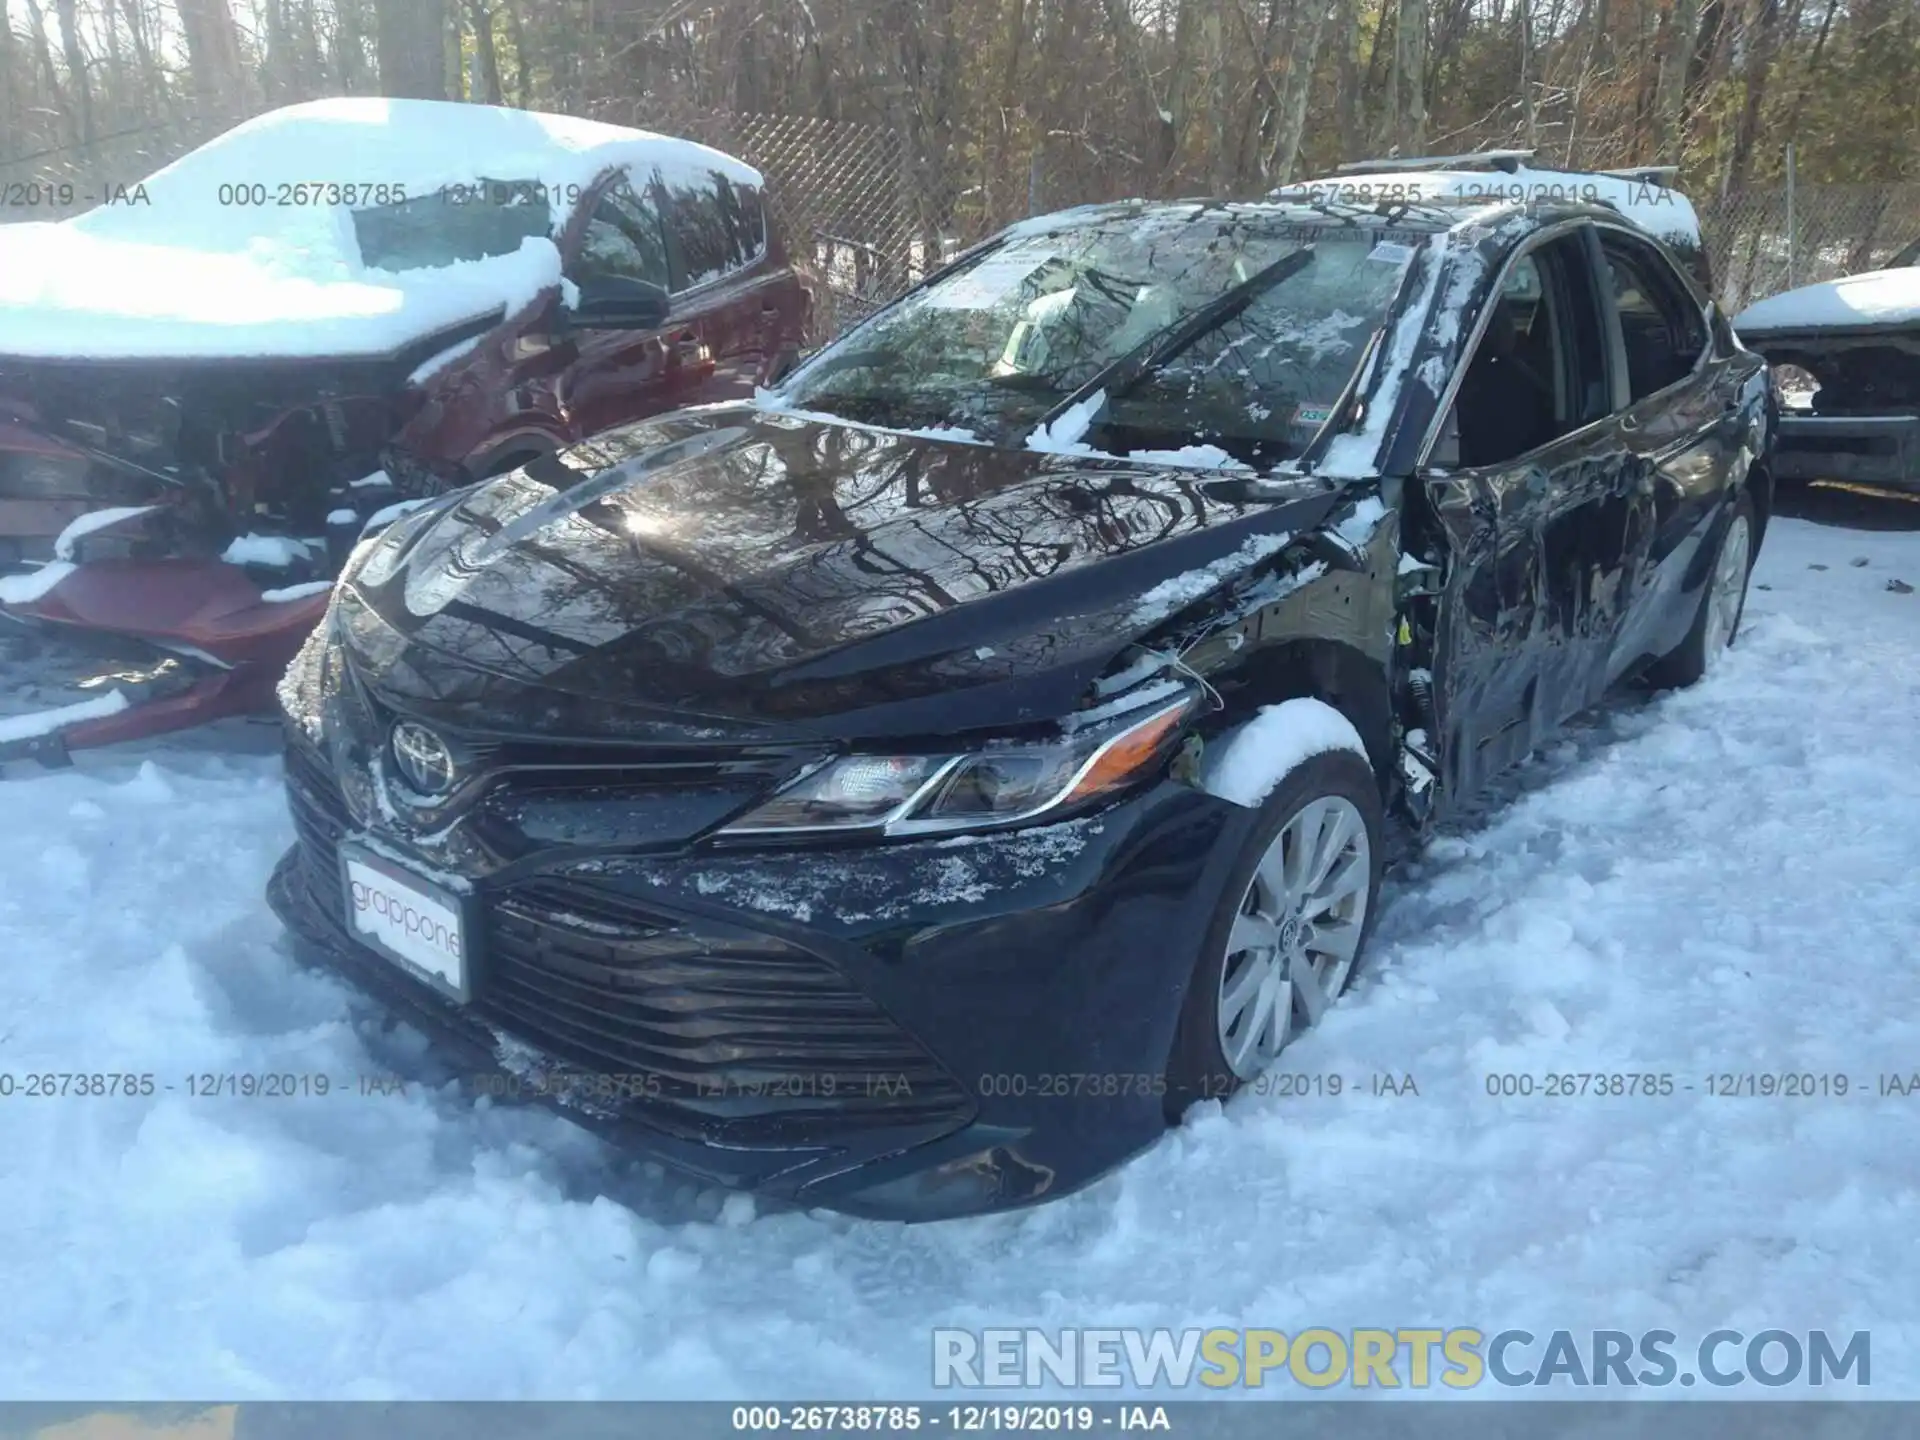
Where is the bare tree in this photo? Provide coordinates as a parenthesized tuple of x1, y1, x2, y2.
(376, 0, 447, 100)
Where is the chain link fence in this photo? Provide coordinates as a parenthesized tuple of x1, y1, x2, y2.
(6, 109, 1919, 336)
(1696, 183, 1920, 314)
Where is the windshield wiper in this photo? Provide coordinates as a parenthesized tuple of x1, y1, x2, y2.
(1032, 246, 1317, 438)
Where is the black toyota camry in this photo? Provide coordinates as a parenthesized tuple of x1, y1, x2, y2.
(270, 186, 1774, 1220)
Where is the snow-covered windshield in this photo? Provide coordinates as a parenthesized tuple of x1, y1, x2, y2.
(350, 182, 558, 271)
(778, 213, 1418, 461)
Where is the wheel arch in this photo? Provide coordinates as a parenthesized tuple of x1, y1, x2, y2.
(1200, 636, 1396, 804)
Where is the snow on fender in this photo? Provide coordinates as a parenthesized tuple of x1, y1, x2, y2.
(1199, 697, 1370, 809)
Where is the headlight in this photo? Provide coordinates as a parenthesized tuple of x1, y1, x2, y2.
(719, 694, 1194, 839)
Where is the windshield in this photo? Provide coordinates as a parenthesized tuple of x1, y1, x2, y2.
(351, 180, 556, 271)
(778, 212, 1420, 464)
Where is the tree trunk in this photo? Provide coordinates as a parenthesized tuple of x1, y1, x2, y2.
(466, 1, 504, 104)
(500, 0, 533, 105)
(115, 0, 167, 121)
(49, 0, 91, 145)
(176, 0, 247, 127)
(1270, 0, 1332, 183)
(1518, 0, 1537, 148)
(1332, 0, 1365, 160)
(376, 0, 448, 100)
(1398, 0, 1427, 152)
(0, 0, 18, 144)
(1719, 0, 1784, 196)
(334, 0, 368, 91)
(20, 0, 76, 147)
(1652, 0, 1702, 159)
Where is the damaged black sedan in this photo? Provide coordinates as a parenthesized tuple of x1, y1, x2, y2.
(270, 188, 1773, 1220)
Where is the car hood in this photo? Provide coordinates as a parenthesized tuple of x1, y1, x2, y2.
(1735, 267, 1920, 339)
(339, 407, 1361, 741)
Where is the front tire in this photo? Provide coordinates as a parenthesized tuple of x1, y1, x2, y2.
(1165, 745, 1384, 1117)
(1648, 488, 1757, 689)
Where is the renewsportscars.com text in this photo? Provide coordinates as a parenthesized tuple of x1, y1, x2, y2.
(931, 1327, 1870, 1390)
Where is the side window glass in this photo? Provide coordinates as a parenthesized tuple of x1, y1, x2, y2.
(1602, 235, 1707, 400)
(571, 176, 670, 290)
(664, 170, 735, 290)
(1448, 234, 1608, 469)
(729, 179, 768, 260)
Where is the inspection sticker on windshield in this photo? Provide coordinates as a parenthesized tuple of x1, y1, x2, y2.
(1367, 240, 1416, 265)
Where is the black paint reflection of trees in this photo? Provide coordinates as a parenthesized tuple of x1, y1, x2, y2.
(382, 411, 1247, 700)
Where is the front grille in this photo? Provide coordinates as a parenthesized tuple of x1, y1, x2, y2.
(482, 881, 971, 1142)
(280, 736, 972, 1145)
(286, 736, 350, 862)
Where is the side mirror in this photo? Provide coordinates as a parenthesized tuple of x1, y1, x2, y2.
(562, 275, 671, 331)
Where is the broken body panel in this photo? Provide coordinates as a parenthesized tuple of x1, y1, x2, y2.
(0, 105, 807, 762)
(1734, 257, 1920, 493)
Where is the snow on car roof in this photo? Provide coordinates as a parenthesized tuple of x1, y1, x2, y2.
(1281, 162, 1702, 249)
(0, 99, 761, 363)
(1734, 267, 1920, 335)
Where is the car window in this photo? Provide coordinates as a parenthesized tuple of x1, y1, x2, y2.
(351, 183, 552, 271)
(663, 170, 761, 291)
(1601, 232, 1707, 400)
(724, 179, 768, 261)
(777, 214, 1418, 460)
(1113, 241, 1413, 454)
(1448, 232, 1609, 469)
(571, 176, 671, 290)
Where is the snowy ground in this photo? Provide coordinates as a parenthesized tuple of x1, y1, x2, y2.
(1, 501, 1917, 1400)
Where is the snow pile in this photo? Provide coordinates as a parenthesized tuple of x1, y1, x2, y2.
(1024, 391, 1108, 457)
(260, 581, 334, 604)
(1128, 530, 1297, 628)
(0, 689, 127, 745)
(51, 505, 160, 561)
(0, 99, 760, 361)
(1200, 696, 1371, 807)
(1736, 268, 1920, 335)
(752, 391, 986, 447)
(0, 562, 75, 606)
(222, 535, 319, 569)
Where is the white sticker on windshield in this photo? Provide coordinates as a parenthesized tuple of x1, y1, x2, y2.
(923, 252, 1047, 310)
(1367, 241, 1415, 265)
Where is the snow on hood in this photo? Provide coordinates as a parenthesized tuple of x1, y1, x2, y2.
(0, 98, 760, 362)
(1284, 164, 1702, 250)
(1735, 268, 1920, 336)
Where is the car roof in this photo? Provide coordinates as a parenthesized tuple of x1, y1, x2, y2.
(999, 191, 1691, 258)
(1288, 155, 1702, 250)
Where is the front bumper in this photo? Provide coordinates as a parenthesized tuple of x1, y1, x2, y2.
(268, 745, 1259, 1221)
(1771, 411, 1920, 490)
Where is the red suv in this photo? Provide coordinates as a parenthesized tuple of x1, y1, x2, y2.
(0, 99, 809, 759)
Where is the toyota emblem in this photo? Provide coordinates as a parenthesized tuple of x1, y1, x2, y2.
(390, 721, 457, 796)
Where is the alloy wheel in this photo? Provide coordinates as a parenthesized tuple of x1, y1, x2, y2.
(1215, 794, 1373, 1079)
(1702, 513, 1752, 661)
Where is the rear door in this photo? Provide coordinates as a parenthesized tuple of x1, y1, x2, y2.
(659, 169, 801, 400)
(1592, 224, 1757, 678)
(1420, 224, 1641, 809)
